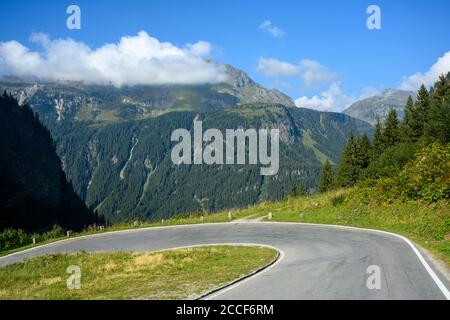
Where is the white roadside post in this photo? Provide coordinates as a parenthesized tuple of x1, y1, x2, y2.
(228, 211, 232, 220)
(66, 230, 72, 237)
(32, 237, 36, 245)
(200, 216, 204, 223)
(268, 212, 272, 220)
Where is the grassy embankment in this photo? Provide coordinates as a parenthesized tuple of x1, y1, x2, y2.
(0, 246, 277, 300)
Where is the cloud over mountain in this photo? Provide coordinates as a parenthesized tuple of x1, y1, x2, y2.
(295, 83, 378, 112)
(299, 59, 338, 87)
(0, 31, 227, 87)
(295, 82, 354, 112)
(257, 57, 338, 87)
(400, 51, 450, 91)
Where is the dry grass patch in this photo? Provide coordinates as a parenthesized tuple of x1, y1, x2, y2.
(0, 246, 277, 300)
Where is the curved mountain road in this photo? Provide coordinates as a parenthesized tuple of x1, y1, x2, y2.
(0, 222, 448, 300)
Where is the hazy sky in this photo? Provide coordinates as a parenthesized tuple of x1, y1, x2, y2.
(1, 0, 449, 111)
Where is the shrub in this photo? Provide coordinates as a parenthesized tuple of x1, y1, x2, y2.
(0, 225, 65, 252)
(396, 143, 450, 202)
(0, 228, 32, 251)
(365, 143, 417, 180)
(41, 225, 65, 241)
(373, 143, 450, 202)
(330, 194, 345, 207)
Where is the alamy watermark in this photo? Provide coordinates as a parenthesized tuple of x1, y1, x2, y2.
(366, 5, 381, 30)
(171, 121, 279, 176)
(66, 265, 81, 290)
(66, 5, 81, 30)
(366, 265, 381, 290)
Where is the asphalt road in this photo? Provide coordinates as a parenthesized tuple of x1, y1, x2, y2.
(0, 222, 449, 300)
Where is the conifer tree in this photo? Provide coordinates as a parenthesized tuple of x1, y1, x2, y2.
(424, 74, 450, 142)
(336, 131, 360, 187)
(318, 159, 335, 193)
(411, 84, 430, 138)
(382, 109, 400, 146)
(371, 118, 384, 160)
(402, 95, 415, 142)
(358, 134, 371, 169)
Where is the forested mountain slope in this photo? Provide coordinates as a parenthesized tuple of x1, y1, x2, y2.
(0, 66, 372, 223)
(0, 93, 99, 231)
(49, 104, 371, 222)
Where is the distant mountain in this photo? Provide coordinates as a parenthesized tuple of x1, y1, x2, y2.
(0, 93, 100, 232)
(0, 67, 372, 223)
(221, 65, 295, 107)
(344, 89, 415, 125)
(48, 104, 372, 223)
(0, 65, 295, 125)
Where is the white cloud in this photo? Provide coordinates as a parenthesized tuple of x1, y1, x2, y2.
(400, 51, 450, 91)
(256, 57, 338, 89)
(259, 20, 285, 38)
(257, 57, 299, 77)
(295, 82, 380, 112)
(185, 41, 212, 57)
(0, 31, 227, 87)
(295, 82, 357, 112)
(299, 59, 338, 86)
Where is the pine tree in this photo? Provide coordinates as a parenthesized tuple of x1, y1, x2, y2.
(358, 134, 371, 169)
(424, 74, 450, 142)
(336, 131, 360, 187)
(402, 95, 415, 142)
(318, 159, 335, 193)
(371, 118, 384, 160)
(411, 84, 430, 138)
(382, 109, 400, 146)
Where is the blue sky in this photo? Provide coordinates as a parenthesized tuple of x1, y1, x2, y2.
(0, 0, 449, 111)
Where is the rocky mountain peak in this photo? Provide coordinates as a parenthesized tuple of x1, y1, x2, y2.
(344, 88, 415, 125)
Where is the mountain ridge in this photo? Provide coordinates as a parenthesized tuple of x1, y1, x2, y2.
(0, 64, 295, 124)
(344, 88, 415, 125)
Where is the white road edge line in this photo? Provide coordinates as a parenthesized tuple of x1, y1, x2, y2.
(0, 221, 448, 300)
(261, 221, 450, 300)
(200, 244, 285, 300)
